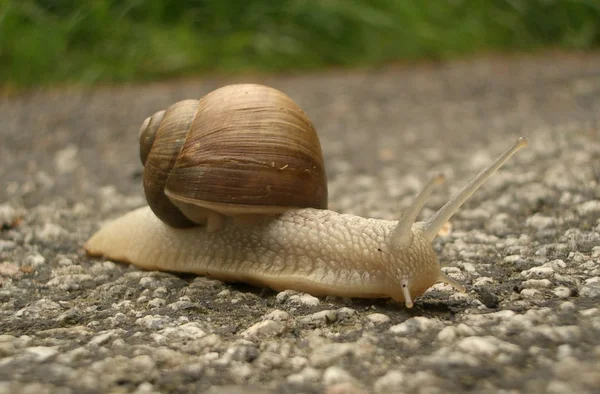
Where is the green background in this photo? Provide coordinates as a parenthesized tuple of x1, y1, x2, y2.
(2, 0, 599, 89)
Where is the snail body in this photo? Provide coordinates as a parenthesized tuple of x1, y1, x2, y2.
(85, 207, 442, 303)
(85, 84, 527, 308)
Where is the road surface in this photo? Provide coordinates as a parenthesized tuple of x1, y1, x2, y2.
(1, 52, 599, 394)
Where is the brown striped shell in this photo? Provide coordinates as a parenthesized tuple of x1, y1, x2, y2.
(138, 84, 328, 228)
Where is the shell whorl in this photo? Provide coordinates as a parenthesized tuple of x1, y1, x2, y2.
(141, 100, 200, 227)
(139, 109, 165, 166)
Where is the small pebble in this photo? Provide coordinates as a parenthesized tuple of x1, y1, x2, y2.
(545, 259, 567, 269)
(456, 336, 521, 362)
(255, 351, 284, 370)
(135, 315, 170, 330)
(0, 262, 20, 277)
(167, 299, 196, 311)
(437, 326, 458, 343)
(241, 320, 285, 340)
(310, 343, 357, 367)
(263, 309, 290, 321)
(366, 313, 390, 325)
(276, 290, 320, 306)
(287, 367, 321, 385)
(520, 288, 541, 298)
(46, 274, 93, 291)
(56, 347, 91, 364)
(147, 298, 166, 308)
(522, 279, 552, 288)
(579, 308, 598, 317)
(217, 289, 231, 297)
(324, 382, 366, 394)
(15, 299, 61, 319)
(576, 200, 600, 215)
(54, 145, 79, 174)
(24, 346, 59, 362)
(336, 307, 357, 319)
(462, 310, 516, 327)
(299, 310, 337, 325)
(289, 356, 308, 370)
(322, 366, 355, 385)
(521, 266, 554, 279)
(473, 277, 494, 287)
(293, 293, 320, 306)
(580, 277, 600, 298)
(476, 287, 500, 308)
(373, 371, 405, 393)
(132, 382, 161, 394)
(139, 277, 158, 289)
(527, 325, 582, 343)
(436, 324, 479, 343)
(526, 214, 556, 230)
(152, 286, 169, 298)
(388, 317, 441, 335)
(0, 204, 20, 227)
(556, 344, 574, 358)
(425, 348, 480, 368)
(159, 323, 206, 340)
(35, 223, 66, 242)
(553, 286, 572, 298)
(503, 255, 522, 263)
(0, 240, 16, 252)
(88, 331, 115, 347)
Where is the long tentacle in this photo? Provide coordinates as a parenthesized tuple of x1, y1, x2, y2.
(423, 137, 527, 242)
(391, 174, 445, 246)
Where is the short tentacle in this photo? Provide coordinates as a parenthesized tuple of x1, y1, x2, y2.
(401, 279, 414, 308)
(437, 272, 467, 293)
(391, 174, 445, 246)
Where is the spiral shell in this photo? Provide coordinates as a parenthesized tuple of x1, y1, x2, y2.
(139, 84, 328, 228)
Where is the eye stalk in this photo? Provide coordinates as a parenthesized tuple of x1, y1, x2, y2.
(423, 137, 528, 242)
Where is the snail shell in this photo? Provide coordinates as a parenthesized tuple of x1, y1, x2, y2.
(138, 84, 328, 229)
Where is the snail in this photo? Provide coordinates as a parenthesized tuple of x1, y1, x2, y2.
(84, 83, 527, 308)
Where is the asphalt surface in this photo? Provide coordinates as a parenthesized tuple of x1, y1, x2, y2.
(1, 52, 599, 394)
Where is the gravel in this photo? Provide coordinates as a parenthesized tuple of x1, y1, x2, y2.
(1, 52, 599, 393)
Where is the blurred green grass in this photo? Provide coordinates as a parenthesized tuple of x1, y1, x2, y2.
(1, 0, 599, 89)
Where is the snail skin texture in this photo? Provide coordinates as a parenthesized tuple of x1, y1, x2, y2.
(85, 87, 528, 308)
